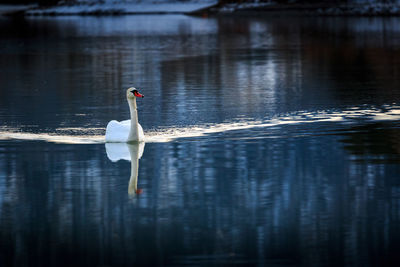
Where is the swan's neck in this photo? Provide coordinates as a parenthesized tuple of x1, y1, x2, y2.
(127, 98, 139, 142)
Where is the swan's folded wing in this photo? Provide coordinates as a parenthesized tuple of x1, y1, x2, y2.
(120, 119, 131, 126)
(105, 120, 130, 142)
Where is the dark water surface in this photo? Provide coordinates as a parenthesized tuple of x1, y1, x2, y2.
(1, 15, 400, 266)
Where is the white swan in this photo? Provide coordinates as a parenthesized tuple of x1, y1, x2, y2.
(105, 87, 145, 142)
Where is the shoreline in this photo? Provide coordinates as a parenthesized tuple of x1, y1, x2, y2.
(2, 2, 400, 17)
(207, 3, 400, 16)
(0, 2, 218, 16)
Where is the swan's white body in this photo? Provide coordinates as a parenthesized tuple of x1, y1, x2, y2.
(105, 119, 144, 143)
(105, 88, 145, 143)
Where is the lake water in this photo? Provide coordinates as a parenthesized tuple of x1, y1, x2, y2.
(1, 15, 400, 266)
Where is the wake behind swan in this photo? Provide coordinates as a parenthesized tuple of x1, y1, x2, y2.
(1, 104, 400, 144)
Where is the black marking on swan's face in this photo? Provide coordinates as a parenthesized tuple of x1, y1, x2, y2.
(131, 89, 144, 98)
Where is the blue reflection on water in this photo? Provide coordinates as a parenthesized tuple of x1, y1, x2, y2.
(1, 15, 400, 266)
(1, 123, 400, 266)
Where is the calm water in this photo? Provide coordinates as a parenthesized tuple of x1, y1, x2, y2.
(1, 15, 400, 266)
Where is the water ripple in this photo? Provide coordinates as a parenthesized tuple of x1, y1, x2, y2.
(1, 105, 399, 144)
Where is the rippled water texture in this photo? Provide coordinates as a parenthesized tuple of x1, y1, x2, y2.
(1, 15, 400, 266)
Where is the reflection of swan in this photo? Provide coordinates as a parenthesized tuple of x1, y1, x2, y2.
(105, 87, 145, 143)
(105, 142, 145, 196)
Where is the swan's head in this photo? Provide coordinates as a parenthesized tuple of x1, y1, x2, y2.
(126, 87, 144, 99)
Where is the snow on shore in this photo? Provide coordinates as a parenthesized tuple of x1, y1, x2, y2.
(25, 1, 217, 15)
(0, 4, 37, 15)
(3, 1, 400, 16)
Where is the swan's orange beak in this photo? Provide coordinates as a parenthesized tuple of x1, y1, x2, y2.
(132, 90, 144, 98)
